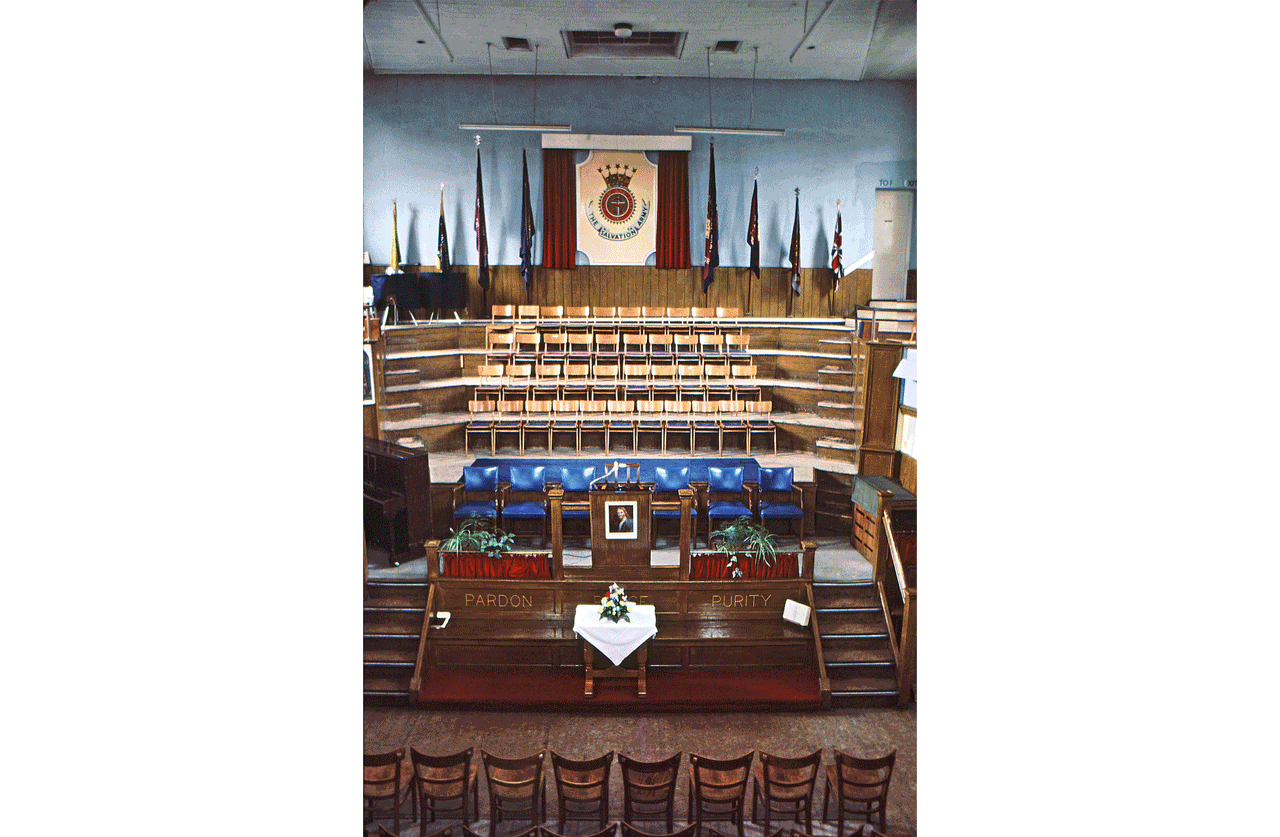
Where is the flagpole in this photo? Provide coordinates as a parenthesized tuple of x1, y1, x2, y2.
(829, 199, 839, 317)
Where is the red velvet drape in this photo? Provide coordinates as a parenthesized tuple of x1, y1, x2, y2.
(541, 148, 577, 269)
(688, 552, 800, 580)
(443, 553, 553, 579)
(656, 151, 691, 268)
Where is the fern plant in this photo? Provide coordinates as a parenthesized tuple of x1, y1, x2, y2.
(709, 517, 778, 578)
(439, 515, 516, 558)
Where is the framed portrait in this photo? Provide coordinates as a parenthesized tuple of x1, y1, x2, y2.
(604, 500, 638, 540)
(363, 344, 375, 405)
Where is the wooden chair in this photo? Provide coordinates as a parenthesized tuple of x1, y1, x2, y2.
(476, 364, 505, 402)
(621, 824, 696, 837)
(751, 750, 822, 834)
(618, 753, 682, 833)
(606, 400, 636, 453)
(690, 400, 722, 454)
(757, 467, 806, 542)
(648, 333, 674, 363)
(716, 307, 740, 318)
(466, 827, 536, 837)
(698, 333, 725, 361)
(665, 307, 692, 334)
(464, 400, 496, 454)
(513, 330, 541, 360)
(635, 401, 665, 453)
(687, 752, 754, 837)
(649, 364, 677, 403)
(542, 330, 569, 358)
(533, 365, 562, 401)
(723, 333, 750, 362)
(486, 331, 516, 362)
(641, 305, 666, 321)
(557, 464, 596, 540)
(622, 332, 650, 360)
(365, 748, 410, 836)
(562, 363, 592, 401)
(519, 401, 551, 453)
(409, 746, 480, 827)
(579, 401, 609, 452)
(541, 305, 565, 321)
(516, 304, 540, 321)
(492, 400, 524, 453)
(745, 401, 776, 453)
(703, 364, 732, 403)
(481, 749, 548, 837)
(492, 304, 516, 323)
(544, 826, 617, 837)
(616, 305, 642, 321)
(549, 750, 614, 832)
(568, 332, 595, 360)
(672, 334, 699, 359)
(676, 364, 704, 401)
(717, 400, 748, 453)
(662, 400, 692, 453)
(595, 331, 621, 362)
(821, 750, 895, 835)
(565, 305, 591, 320)
(729, 364, 760, 402)
(551, 401, 581, 452)
(593, 305, 617, 320)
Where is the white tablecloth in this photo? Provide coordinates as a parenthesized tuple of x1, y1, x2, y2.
(572, 604, 657, 667)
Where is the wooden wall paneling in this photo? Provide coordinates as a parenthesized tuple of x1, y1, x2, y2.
(899, 453, 917, 495)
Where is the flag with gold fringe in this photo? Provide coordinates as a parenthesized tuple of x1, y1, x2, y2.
(830, 204, 843, 294)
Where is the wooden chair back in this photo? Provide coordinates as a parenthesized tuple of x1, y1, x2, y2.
(365, 748, 407, 836)
(517, 304, 540, 320)
(688, 752, 754, 837)
(618, 752, 682, 833)
(541, 305, 565, 319)
(617, 306, 642, 318)
(409, 746, 478, 825)
(491, 305, 516, 321)
(481, 750, 547, 837)
(549, 750, 614, 831)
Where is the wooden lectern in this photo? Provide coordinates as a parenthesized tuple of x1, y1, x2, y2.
(589, 483, 651, 570)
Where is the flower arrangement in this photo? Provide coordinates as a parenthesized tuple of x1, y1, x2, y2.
(597, 583, 632, 623)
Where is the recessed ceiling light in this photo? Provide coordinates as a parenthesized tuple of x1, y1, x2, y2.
(614, 22, 633, 38)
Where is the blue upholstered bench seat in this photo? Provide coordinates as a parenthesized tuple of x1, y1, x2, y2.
(468, 457, 762, 485)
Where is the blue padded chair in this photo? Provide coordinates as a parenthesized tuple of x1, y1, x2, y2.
(559, 465, 596, 542)
(501, 465, 548, 547)
(706, 466, 755, 546)
(757, 466, 806, 542)
(650, 465, 697, 546)
(452, 466, 500, 521)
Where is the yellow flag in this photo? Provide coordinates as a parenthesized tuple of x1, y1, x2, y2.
(389, 200, 402, 274)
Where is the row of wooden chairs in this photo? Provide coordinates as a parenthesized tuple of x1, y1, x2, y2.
(372, 823, 895, 837)
(365, 748, 895, 837)
(476, 363, 759, 391)
(485, 332, 750, 362)
(464, 400, 776, 455)
(494, 305, 742, 321)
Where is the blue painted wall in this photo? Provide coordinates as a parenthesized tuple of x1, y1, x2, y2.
(364, 73, 915, 270)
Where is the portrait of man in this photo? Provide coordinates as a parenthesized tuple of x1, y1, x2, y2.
(604, 501, 638, 539)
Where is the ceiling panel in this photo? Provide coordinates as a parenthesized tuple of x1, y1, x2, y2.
(363, 0, 916, 81)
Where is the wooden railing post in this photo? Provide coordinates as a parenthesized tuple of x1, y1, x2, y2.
(548, 486, 565, 580)
(678, 487, 693, 580)
(874, 488, 894, 582)
(425, 539, 440, 580)
(897, 588, 916, 708)
(800, 540, 817, 581)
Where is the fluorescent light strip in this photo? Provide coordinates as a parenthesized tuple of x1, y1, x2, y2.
(459, 123, 572, 132)
(674, 125, 785, 136)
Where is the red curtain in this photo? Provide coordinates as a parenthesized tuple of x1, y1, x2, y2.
(541, 149, 577, 269)
(443, 552, 553, 579)
(656, 151, 691, 268)
(689, 552, 800, 580)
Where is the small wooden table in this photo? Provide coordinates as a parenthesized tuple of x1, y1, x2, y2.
(572, 604, 657, 698)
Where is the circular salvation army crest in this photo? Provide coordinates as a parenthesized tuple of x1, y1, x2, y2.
(596, 163, 638, 224)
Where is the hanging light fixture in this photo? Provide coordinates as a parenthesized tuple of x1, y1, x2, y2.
(675, 46, 785, 137)
(459, 43, 571, 132)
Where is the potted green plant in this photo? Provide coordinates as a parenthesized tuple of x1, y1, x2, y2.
(439, 515, 516, 558)
(707, 517, 780, 579)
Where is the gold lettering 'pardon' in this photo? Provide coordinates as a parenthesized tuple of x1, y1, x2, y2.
(463, 593, 535, 608)
(575, 150, 657, 266)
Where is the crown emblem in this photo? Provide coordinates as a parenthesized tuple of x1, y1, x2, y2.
(598, 164, 636, 189)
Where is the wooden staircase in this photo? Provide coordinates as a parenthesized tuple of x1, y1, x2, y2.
(364, 578, 429, 705)
(813, 580, 900, 707)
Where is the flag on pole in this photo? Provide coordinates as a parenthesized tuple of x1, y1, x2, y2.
(475, 147, 490, 292)
(830, 204, 843, 293)
(519, 149, 536, 291)
(747, 178, 760, 281)
(389, 199, 402, 274)
(437, 184, 451, 274)
(702, 143, 719, 295)
(789, 189, 801, 296)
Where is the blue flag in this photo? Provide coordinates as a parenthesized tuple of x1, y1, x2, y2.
(747, 178, 760, 281)
(789, 190, 801, 296)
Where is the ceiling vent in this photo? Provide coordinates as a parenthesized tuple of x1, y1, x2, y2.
(713, 40, 742, 54)
(562, 30, 687, 59)
(502, 36, 532, 52)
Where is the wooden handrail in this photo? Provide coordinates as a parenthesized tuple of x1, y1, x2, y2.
(803, 582, 832, 708)
(409, 577, 437, 702)
(877, 509, 916, 708)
